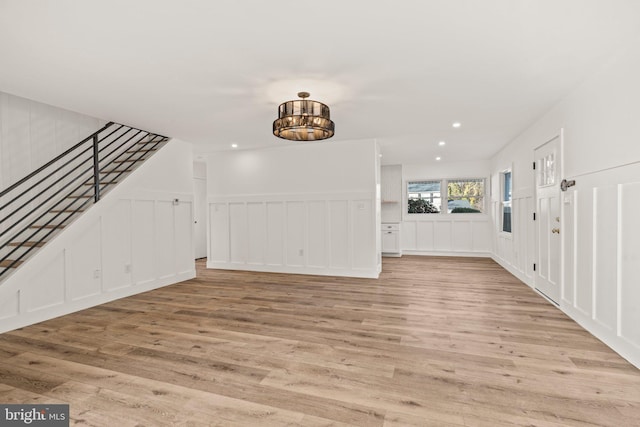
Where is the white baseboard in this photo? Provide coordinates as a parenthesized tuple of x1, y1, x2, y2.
(206, 261, 380, 279)
(403, 250, 491, 258)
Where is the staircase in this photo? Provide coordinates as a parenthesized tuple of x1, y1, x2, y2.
(0, 122, 169, 282)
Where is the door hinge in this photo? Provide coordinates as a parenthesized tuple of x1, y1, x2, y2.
(533, 263, 536, 271)
(533, 161, 536, 170)
(533, 212, 536, 221)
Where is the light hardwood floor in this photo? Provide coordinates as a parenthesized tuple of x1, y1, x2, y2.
(0, 256, 639, 426)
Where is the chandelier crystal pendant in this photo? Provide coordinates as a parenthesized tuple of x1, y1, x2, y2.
(273, 92, 335, 141)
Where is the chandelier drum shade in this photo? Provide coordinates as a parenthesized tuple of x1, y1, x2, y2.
(273, 92, 335, 141)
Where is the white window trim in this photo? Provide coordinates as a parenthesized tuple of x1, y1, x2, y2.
(405, 177, 488, 220)
(499, 168, 513, 236)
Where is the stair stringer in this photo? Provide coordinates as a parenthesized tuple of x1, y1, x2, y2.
(0, 138, 195, 334)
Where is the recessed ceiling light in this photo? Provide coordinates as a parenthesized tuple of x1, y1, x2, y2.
(438, 141, 446, 146)
(452, 122, 461, 128)
(379, 154, 383, 158)
(231, 143, 238, 148)
(435, 156, 442, 161)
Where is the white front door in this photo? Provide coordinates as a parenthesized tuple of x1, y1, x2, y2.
(193, 177, 207, 259)
(534, 135, 562, 304)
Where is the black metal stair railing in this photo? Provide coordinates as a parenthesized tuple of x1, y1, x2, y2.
(0, 122, 169, 281)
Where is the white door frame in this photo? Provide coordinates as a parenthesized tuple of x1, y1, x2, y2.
(533, 129, 564, 305)
(193, 161, 208, 260)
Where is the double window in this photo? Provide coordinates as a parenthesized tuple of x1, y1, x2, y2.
(407, 178, 485, 214)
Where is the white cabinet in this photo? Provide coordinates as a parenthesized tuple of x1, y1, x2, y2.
(382, 223, 401, 256)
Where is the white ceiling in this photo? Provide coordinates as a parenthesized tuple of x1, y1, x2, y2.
(1, 0, 639, 165)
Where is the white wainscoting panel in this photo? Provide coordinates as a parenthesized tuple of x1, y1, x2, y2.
(416, 222, 434, 251)
(266, 202, 284, 266)
(452, 221, 472, 252)
(492, 193, 535, 284)
(209, 203, 229, 263)
(229, 202, 247, 264)
(66, 221, 101, 301)
(402, 222, 417, 250)
(156, 201, 176, 279)
(247, 202, 266, 265)
(402, 217, 491, 257)
(102, 200, 133, 291)
(132, 200, 156, 285)
(24, 252, 65, 312)
(207, 193, 378, 278)
(562, 162, 640, 368)
(307, 201, 327, 269)
(0, 290, 19, 320)
(620, 183, 640, 346)
(574, 190, 594, 316)
(593, 185, 618, 331)
(0, 138, 195, 335)
(352, 199, 375, 270)
(564, 189, 576, 306)
(174, 201, 195, 275)
(286, 202, 306, 267)
(434, 221, 452, 252)
(0, 191, 195, 334)
(329, 200, 349, 270)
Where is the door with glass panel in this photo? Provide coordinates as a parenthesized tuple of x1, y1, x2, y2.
(534, 135, 562, 304)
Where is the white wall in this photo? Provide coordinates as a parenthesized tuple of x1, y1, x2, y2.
(401, 160, 492, 256)
(206, 140, 380, 278)
(0, 91, 106, 190)
(0, 139, 196, 333)
(490, 36, 640, 368)
(381, 165, 402, 223)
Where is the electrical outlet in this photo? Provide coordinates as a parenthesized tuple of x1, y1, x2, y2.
(93, 269, 101, 279)
(298, 249, 304, 256)
(124, 264, 132, 273)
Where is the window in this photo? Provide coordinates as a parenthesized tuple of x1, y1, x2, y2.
(447, 178, 485, 213)
(407, 178, 485, 214)
(501, 171, 512, 233)
(407, 180, 441, 213)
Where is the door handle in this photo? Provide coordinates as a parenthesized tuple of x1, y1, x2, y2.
(551, 228, 560, 234)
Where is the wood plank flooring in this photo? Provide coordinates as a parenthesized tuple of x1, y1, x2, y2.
(1, 256, 639, 426)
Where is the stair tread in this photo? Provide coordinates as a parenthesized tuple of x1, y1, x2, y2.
(50, 209, 85, 213)
(126, 149, 156, 153)
(113, 158, 145, 163)
(7, 241, 46, 248)
(67, 195, 92, 198)
(29, 224, 65, 229)
(0, 259, 24, 268)
(136, 142, 158, 144)
(102, 169, 133, 173)
(82, 182, 118, 185)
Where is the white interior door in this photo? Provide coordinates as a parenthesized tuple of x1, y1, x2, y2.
(534, 135, 562, 303)
(193, 177, 207, 259)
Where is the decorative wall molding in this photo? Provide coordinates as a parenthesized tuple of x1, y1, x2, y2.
(207, 192, 379, 278)
(401, 217, 491, 255)
(560, 162, 640, 368)
(0, 140, 196, 334)
(491, 195, 535, 286)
